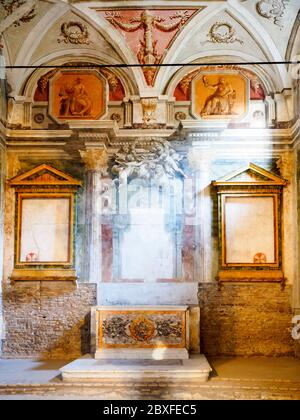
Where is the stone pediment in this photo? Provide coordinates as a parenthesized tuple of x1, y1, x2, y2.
(212, 163, 287, 186)
(9, 164, 82, 187)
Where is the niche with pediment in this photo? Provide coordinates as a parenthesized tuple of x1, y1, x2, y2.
(9, 164, 81, 281)
(213, 163, 287, 283)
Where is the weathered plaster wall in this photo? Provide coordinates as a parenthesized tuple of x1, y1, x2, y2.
(0, 145, 5, 357)
(2, 157, 87, 282)
(1, 157, 98, 359)
(0, 0, 299, 360)
(0, 48, 6, 357)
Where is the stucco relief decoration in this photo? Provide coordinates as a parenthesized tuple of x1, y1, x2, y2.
(206, 22, 243, 45)
(0, 0, 36, 27)
(110, 113, 121, 122)
(175, 111, 187, 121)
(193, 73, 247, 120)
(141, 98, 157, 123)
(34, 69, 58, 102)
(49, 71, 106, 122)
(33, 113, 44, 124)
(256, 0, 289, 28)
(57, 21, 91, 45)
(102, 9, 197, 86)
(111, 139, 187, 185)
(100, 69, 125, 101)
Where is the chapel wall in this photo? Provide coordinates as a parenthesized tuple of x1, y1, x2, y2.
(199, 283, 294, 357)
(1, 0, 300, 360)
(2, 282, 96, 359)
(1, 147, 298, 359)
(1, 281, 295, 359)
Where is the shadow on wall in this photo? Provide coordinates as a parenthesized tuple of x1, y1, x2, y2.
(2, 282, 97, 360)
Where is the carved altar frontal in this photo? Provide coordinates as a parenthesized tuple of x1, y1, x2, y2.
(91, 306, 189, 359)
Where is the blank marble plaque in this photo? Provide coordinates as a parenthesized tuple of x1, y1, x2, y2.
(224, 196, 275, 264)
(20, 197, 70, 263)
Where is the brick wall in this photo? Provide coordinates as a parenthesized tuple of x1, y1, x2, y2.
(1, 281, 296, 359)
(2, 282, 96, 359)
(199, 283, 295, 356)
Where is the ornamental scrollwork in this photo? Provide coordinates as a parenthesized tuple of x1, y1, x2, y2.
(256, 0, 289, 28)
(0, 0, 36, 31)
(57, 21, 91, 45)
(105, 9, 192, 86)
(206, 22, 243, 45)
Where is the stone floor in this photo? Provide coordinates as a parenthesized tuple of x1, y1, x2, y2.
(1, 356, 300, 400)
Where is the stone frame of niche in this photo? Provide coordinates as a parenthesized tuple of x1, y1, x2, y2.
(8, 164, 82, 282)
(212, 163, 287, 284)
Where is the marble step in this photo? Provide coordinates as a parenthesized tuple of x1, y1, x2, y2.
(60, 354, 212, 382)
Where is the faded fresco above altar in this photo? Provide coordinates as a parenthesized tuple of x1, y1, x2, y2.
(192, 73, 248, 120)
(49, 71, 106, 121)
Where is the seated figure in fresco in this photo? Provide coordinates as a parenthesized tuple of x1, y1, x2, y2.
(59, 77, 92, 117)
(201, 76, 236, 116)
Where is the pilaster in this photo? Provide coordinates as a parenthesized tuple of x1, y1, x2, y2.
(188, 144, 215, 284)
(277, 151, 299, 310)
(80, 149, 109, 303)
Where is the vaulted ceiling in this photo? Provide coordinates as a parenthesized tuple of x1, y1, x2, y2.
(1, 0, 300, 98)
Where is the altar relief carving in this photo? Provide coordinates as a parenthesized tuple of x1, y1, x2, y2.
(94, 307, 188, 354)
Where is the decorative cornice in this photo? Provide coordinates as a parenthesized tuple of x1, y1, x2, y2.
(2, 119, 300, 154)
(5, 129, 73, 139)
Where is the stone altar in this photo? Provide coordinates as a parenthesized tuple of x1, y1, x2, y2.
(60, 305, 212, 382)
(91, 306, 189, 360)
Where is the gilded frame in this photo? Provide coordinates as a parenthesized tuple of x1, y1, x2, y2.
(220, 192, 280, 269)
(15, 192, 75, 268)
